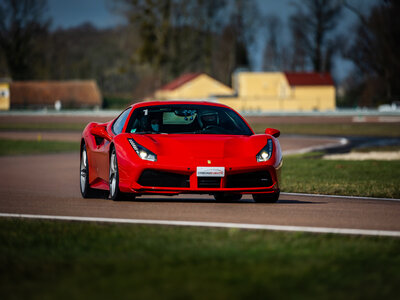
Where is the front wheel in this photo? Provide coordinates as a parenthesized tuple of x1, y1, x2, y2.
(252, 192, 280, 203)
(80, 144, 97, 198)
(109, 147, 133, 201)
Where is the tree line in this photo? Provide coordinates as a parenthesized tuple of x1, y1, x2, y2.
(0, 0, 398, 107)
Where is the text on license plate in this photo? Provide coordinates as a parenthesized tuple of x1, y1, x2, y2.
(196, 167, 225, 177)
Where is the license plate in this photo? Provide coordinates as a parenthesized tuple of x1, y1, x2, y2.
(196, 167, 225, 177)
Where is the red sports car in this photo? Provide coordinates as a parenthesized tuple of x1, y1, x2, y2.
(80, 101, 282, 202)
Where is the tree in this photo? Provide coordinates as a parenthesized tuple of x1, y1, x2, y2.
(344, 0, 400, 105)
(111, 0, 261, 86)
(0, 0, 50, 80)
(289, 18, 308, 71)
(193, 0, 226, 74)
(229, 0, 261, 68)
(289, 0, 342, 72)
(262, 14, 283, 71)
(114, 0, 197, 82)
(47, 23, 141, 99)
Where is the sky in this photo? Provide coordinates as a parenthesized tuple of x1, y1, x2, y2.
(47, 0, 294, 30)
(47, 0, 379, 83)
(47, 0, 122, 29)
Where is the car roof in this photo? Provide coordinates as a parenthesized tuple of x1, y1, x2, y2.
(130, 100, 232, 110)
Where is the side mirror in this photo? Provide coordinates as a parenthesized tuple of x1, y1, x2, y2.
(265, 128, 280, 138)
(90, 125, 112, 141)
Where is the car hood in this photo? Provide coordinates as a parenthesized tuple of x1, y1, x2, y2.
(129, 133, 269, 159)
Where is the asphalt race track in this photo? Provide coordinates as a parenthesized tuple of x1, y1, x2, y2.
(1, 147, 400, 235)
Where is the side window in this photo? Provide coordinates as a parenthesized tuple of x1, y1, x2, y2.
(112, 108, 132, 135)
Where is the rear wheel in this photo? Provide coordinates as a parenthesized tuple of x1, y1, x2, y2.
(214, 193, 242, 202)
(252, 192, 280, 203)
(109, 147, 133, 201)
(80, 144, 97, 198)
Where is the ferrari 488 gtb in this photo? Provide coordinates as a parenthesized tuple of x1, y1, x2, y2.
(80, 101, 282, 202)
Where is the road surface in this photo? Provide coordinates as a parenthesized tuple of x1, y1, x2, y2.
(0, 152, 399, 234)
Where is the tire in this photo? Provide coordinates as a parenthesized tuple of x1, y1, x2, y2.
(109, 147, 133, 201)
(214, 193, 242, 202)
(252, 191, 280, 203)
(80, 144, 97, 198)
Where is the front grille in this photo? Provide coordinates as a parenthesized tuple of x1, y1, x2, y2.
(138, 170, 190, 188)
(198, 177, 221, 188)
(226, 171, 272, 188)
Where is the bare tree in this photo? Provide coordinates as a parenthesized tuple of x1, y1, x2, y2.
(111, 0, 263, 86)
(0, 0, 50, 80)
(344, 0, 400, 105)
(289, 18, 308, 71)
(112, 0, 225, 82)
(289, 0, 342, 72)
(262, 14, 283, 71)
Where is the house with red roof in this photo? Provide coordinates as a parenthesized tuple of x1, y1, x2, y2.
(153, 71, 335, 112)
(221, 72, 336, 112)
(154, 73, 234, 100)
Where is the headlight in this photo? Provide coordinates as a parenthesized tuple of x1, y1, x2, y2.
(256, 139, 273, 162)
(128, 139, 157, 162)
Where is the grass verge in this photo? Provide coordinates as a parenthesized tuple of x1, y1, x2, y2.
(0, 139, 79, 156)
(282, 153, 400, 198)
(0, 123, 86, 132)
(251, 122, 400, 137)
(1, 218, 399, 300)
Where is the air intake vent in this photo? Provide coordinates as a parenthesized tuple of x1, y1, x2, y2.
(226, 171, 272, 188)
(198, 177, 221, 188)
(138, 170, 190, 187)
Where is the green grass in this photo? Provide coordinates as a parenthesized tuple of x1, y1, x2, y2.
(251, 123, 400, 137)
(0, 139, 79, 156)
(0, 123, 86, 132)
(0, 218, 399, 300)
(282, 153, 400, 198)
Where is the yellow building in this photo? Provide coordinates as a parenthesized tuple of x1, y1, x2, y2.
(0, 82, 10, 110)
(220, 72, 336, 112)
(154, 73, 234, 100)
(153, 71, 335, 112)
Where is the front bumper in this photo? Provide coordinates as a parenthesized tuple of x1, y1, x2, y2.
(118, 156, 281, 195)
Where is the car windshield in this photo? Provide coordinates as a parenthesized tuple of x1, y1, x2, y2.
(125, 104, 253, 135)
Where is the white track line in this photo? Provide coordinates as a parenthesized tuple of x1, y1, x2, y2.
(1, 213, 399, 237)
(281, 192, 400, 202)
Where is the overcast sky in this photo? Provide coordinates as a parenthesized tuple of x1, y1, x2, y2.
(47, 0, 379, 83)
